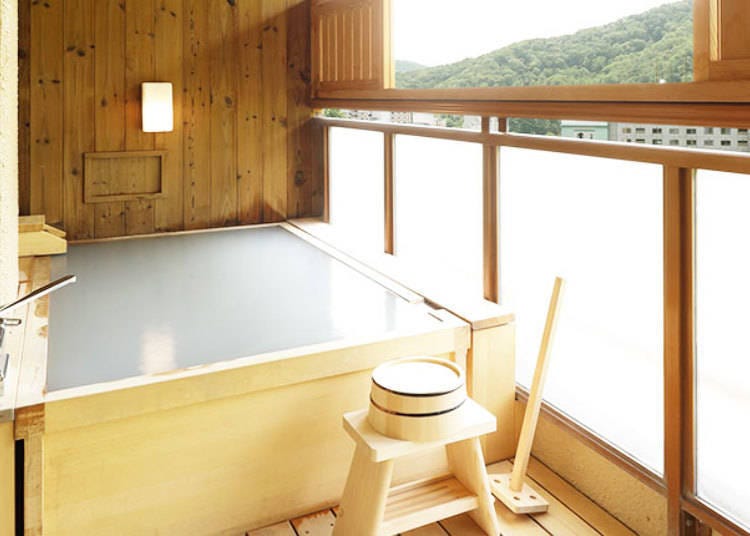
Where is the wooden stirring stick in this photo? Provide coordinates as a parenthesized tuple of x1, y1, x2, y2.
(490, 276, 565, 514)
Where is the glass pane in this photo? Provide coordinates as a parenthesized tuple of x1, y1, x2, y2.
(696, 170, 750, 529)
(394, 136, 483, 299)
(500, 148, 664, 472)
(394, 0, 692, 88)
(328, 127, 384, 255)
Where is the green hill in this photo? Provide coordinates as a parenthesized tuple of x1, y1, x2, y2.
(396, 0, 693, 89)
(395, 60, 427, 73)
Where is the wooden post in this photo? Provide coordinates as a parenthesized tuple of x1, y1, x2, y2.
(384, 131, 394, 254)
(663, 167, 694, 536)
(482, 116, 499, 302)
(15, 404, 45, 536)
(468, 322, 515, 462)
(322, 126, 330, 223)
(0, 421, 14, 535)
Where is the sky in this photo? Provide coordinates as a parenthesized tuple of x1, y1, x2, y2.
(393, 0, 681, 66)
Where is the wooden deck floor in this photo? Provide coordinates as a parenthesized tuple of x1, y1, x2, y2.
(246, 458, 636, 536)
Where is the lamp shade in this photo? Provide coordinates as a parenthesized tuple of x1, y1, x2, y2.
(141, 82, 173, 132)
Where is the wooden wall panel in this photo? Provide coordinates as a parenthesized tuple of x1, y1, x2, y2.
(124, 0, 157, 235)
(236, 0, 264, 224)
(93, 0, 126, 238)
(21, 0, 316, 239)
(209, 1, 239, 227)
(183, 0, 212, 230)
(287, 0, 314, 218)
(154, 0, 184, 233)
(18, 0, 30, 217)
(63, 0, 96, 239)
(261, 0, 289, 222)
(29, 0, 64, 225)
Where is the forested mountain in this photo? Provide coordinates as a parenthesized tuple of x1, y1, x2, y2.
(395, 60, 427, 73)
(396, 0, 692, 89)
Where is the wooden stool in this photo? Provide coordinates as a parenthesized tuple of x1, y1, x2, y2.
(333, 399, 501, 536)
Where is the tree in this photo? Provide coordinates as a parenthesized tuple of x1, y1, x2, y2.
(509, 118, 561, 136)
(439, 114, 464, 128)
(323, 108, 346, 118)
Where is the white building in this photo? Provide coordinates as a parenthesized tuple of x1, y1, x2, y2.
(612, 123, 750, 152)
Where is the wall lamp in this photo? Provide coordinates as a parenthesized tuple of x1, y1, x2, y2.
(141, 82, 173, 133)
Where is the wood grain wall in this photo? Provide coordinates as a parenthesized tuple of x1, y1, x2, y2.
(18, 0, 320, 240)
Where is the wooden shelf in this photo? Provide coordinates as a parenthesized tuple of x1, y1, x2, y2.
(18, 215, 66, 257)
(380, 477, 479, 536)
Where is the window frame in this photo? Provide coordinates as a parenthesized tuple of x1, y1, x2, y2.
(312, 1, 750, 128)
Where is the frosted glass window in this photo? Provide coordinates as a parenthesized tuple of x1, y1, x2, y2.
(500, 148, 664, 472)
(329, 128, 384, 255)
(695, 170, 750, 529)
(394, 136, 483, 299)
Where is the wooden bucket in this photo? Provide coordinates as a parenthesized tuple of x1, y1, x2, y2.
(368, 356, 467, 441)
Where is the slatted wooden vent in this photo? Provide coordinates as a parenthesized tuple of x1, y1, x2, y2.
(311, 0, 393, 94)
(696, 0, 750, 80)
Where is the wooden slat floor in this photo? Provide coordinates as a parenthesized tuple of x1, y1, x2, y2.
(246, 458, 637, 536)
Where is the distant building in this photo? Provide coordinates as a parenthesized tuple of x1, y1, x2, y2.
(561, 120, 610, 140)
(334, 110, 481, 130)
(461, 116, 482, 130)
(412, 112, 439, 126)
(335, 113, 749, 153)
(390, 111, 449, 126)
(343, 110, 390, 122)
(611, 123, 750, 152)
(390, 111, 413, 124)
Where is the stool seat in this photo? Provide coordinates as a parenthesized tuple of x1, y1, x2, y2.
(334, 398, 501, 536)
(343, 399, 496, 462)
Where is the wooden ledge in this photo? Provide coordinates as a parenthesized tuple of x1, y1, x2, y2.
(425, 295, 514, 331)
(288, 219, 515, 330)
(314, 80, 750, 104)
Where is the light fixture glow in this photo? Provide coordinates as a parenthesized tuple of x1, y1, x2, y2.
(141, 82, 173, 133)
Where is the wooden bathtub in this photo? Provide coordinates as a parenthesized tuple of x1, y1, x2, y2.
(1, 223, 515, 535)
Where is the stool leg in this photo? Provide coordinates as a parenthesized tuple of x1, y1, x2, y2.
(333, 445, 394, 536)
(446, 437, 501, 536)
